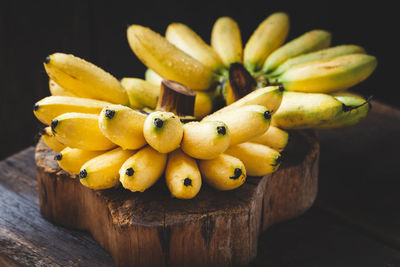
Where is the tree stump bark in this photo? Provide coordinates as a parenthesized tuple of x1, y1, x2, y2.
(35, 130, 319, 267)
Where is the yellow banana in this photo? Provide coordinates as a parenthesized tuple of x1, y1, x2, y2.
(127, 25, 215, 90)
(41, 127, 66, 152)
(143, 111, 183, 153)
(145, 68, 163, 85)
(120, 78, 160, 109)
(166, 22, 223, 72)
(119, 146, 167, 192)
(249, 126, 289, 152)
(199, 153, 246, 191)
(243, 12, 290, 73)
(202, 104, 271, 146)
(51, 112, 116, 151)
(316, 92, 370, 129)
(79, 147, 135, 190)
(44, 53, 129, 105)
(194, 90, 215, 119)
(272, 54, 377, 93)
(165, 149, 202, 199)
(262, 30, 331, 73)
(56, 147, 103, 175)
(98, 105, 147, 150)
(225, 142, 281, 176)
(34, 96, 110, 125)
(49, 79, 76, 96)
(211, 17, 243, 67)
(269, 44, 365, 77)
(181, 121, 230, 159)
(271, 91, 343, 129)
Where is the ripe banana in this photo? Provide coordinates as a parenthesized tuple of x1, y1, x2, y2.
(249, 126, 289, 152)
(143, 111, 183, 153)
(202, 104, 271, 146)
(194, 90, 215, 118)
(181, 121, 230, 159)
(269, 44, 366, 77)
(119, 146, 167, 192)
(127, 25, 215, 90)
(271, 91, 343, 129)
(225, 142, 281, 176)
(120, 78, 160, 109)
(56, 147, 103, 175)
(41, 127, 66, 152)
(316, 92, 370, 129)
(166, 22, 223, 72)
(215, 85, 283, 115)
(49, 79, 76, 97)
(165, 149, 202, 199)
(262, 29, 331, 74)
(271, 54, 377, 93)
(211, 17, 243, 67)
(44, 53, 129, 105)
(98, 105, 147, 150)
(199, 153, 246, 191)
(79, 147, 135, 190)
(145, 68, 163, 85)
(51, 112, 116, 151)
(34, 96, 110, 125)
(243, 12, 290, 73)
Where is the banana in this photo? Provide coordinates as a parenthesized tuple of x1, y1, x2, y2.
(166, 22, 223, 72)
(199, 154, 246, 191)
(194, 90, 215, 119)
(127, 25, 215, 90)
(225, 142, 281, 176)
(143, 111, 183, 153)
(44, 53, 129, 105)
(120, 78, 160, 109)
(243, 12, 290, 73)
(56, 147, 103, 175)
(34, 96, 110, 125)
(316, 92, 370, 129)
(145, 68, 163, 85)
(215, 85, 283, 115)
(269, 44, 366, 77)
(202, 104, 271, 146)
(41, 127, 66, 152)
(51, 112, 116, 151)
(262, 30, 331, 74)
(98, 105, 147, 150)
(181, 121, 230, 159)
(249, 126, 289, 152)
(79, 147, 135, 190)
(271, 91, 343, 129)
(271, 54, 377, 93)
(165, 149, 202, 199)
(49, 79, 76, 96)
(211, 17, 243, 67)
(119, 146, 167, 192)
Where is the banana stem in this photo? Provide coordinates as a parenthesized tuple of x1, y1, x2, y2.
(156, 80, 196, 116)
(342, 95, 373, 112)
(228, 63, 257, 99)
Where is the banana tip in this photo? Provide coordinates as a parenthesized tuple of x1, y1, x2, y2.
(44, 56, 50, 64)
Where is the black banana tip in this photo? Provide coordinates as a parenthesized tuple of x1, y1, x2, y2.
(80, 169, 88, 178)
(216, 126, 226, 135)
(154, 118, 164, 128)
(230, 168, 242, 180)
(264, 110, 271, 120)
(183, 177, 192, 186)
(105, 109, 116, 119)
(44, 56, 50, 64)
(278, 85, 284, 92)
(33, 103, 39, 111)
(51, 119, 58, 132)
(54, 153, 62, 161)
(125, 167, 134, 176)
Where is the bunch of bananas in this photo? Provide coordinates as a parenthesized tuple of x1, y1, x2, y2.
(34, 12, 376, 199)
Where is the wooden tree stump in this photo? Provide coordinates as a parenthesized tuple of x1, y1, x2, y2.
(35, 130, 319, 267)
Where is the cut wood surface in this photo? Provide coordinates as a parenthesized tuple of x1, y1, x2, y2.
(0, 101, 399, 266)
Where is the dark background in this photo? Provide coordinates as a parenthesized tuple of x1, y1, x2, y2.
(0, 0, 397, 160)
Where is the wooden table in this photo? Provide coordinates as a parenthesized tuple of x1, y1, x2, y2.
(1, 101, 399, 266)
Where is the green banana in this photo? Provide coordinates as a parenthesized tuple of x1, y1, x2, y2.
(271, 54, 377, 93)
(243, 12, 290, 73)
(271, 91, 343, 129)
(269, 44, 365, 77)
(127, 25, 215, 90)
(262, 29, 331, 74)
(44, 53, 129, 105)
